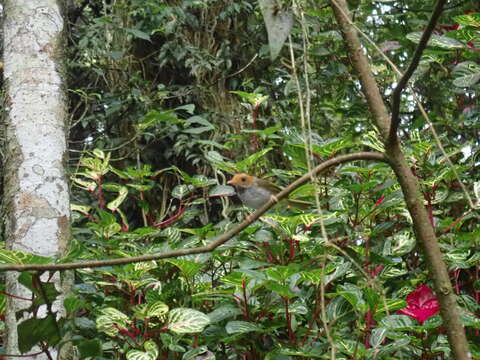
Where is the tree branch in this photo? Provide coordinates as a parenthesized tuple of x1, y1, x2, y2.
(330, 1, 471, 359)
(388, 0, 447, 143)
(0, 152, 386, 272)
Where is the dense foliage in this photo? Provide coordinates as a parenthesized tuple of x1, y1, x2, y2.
(1, 0, 480, 359)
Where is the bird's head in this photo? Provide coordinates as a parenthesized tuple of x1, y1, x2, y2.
(227, 173, 256, 187)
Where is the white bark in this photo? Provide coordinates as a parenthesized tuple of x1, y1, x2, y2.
(2, 1, 71, 359)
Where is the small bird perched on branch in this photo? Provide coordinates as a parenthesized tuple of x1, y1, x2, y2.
(227, 173, 310, 210)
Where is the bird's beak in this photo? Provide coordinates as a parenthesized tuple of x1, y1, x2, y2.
(227, 179, 234, 185)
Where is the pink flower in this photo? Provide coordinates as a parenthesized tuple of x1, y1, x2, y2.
(398, 285, 440, 323)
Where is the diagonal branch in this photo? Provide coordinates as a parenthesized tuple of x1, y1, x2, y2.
(388, 0, 447, 143)
(330, 1, 471, 359)
(0, 152, 386, 272)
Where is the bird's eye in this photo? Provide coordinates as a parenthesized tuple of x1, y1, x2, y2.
(241, 177, 246, 182)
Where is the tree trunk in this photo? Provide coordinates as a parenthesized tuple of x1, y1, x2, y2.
(2, 1, 71, 358)
(330, 0, 471, 359)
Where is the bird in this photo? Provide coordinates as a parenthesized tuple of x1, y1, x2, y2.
(227, 173, 310, 210)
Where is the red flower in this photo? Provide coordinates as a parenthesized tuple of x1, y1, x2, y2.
(398, 285, 440, 323)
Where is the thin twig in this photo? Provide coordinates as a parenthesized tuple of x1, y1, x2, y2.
(329, 0, 476, 210)
(389, 0, 447, 143)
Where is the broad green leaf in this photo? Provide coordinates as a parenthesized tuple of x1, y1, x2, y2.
(204, 151, 237, 172)
(326, 297, 351, 322)
(453, 12, 480, 27)
(376, 298, 407, 314)
(266, 264, 300, 281)
(76, 339, 103, 358)
(138, 109, 182, 130)
(452, 61, 480, 87)
(235, 148, 272, 172)
(225, 320, 261, 334)
(125, 28, 151, 41)
(0, 249, 29, 264)
(406, 32, 464, 49)
(145, 301, 169, 318)
(264, 281, 297, 299)
(64, 297, 88, 313)
(183, 346, 215, 360)
(167, 308, 210, 334)
(208, 305, 242, 323)
(337, 283, 366, 310)
(96, 307, 129, 336)
(175, 104, 195, 114)
(172, 184, 193, 199)
(221, 272, 248, 286)
(71, 177, 97, 191)
(183, 116, 214, 134)
(209, 185, 235, 197)
(18, 315, 60, 353)
(379, 314, 415, 330)
(71, 203, 92, 216)
(166, 259, 203, 278)
(106, 185, 128, 211)
(375, 338, 411, 357)
(126, 340, 159, 360)
(230, 91, 269, 106)
(370, 327, 387, 348)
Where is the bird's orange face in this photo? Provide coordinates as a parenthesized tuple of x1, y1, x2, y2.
(227, 173, 256, 187)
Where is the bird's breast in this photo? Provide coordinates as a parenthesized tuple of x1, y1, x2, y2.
(236, 185, 274, 209)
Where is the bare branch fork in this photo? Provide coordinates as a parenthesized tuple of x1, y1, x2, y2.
(330, 0, 471, 359)
(0, 152, 386, 272)
(389, 0, 448, 143)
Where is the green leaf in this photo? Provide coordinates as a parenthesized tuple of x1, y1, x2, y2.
(145, 301, 169, 318)
(183, 116, 215, 134)
(209, 185, 236, 197)
(266, 264, 300, 281)
(337, 283, 366, 310)
(172, 184, 193, 199)
(208, 305, 242, 323)
(76, 339, 103, 358)
(64, 297, 88, 313)
(175, 104, 196, 114)
(375, 338, 411, 357)
(182, 346, 215, 360)
(138, 109, 182, 130)
(453, 12, 480, 27)
(406, 32, 465, 49)
(18, 315, 60, 353)
(379, 314, 415, 330)
(166, 259, 203, 278)
(106, 185, 128, 211)
(167, 308, 210, 334)
(326, 297, 351, 322)
(236, 148, 272, 172)
(126, 340, 159, 360)
(264, 281, 297, 299)
(204, 151, 237, 172)
(452, 61, 480, 88)
(225, 320, 261, 334)
(376, 299, 407, 314)
(370, 327, 387, 349)
(96, 307, 129, 336)
(125, 28, 151, 41)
